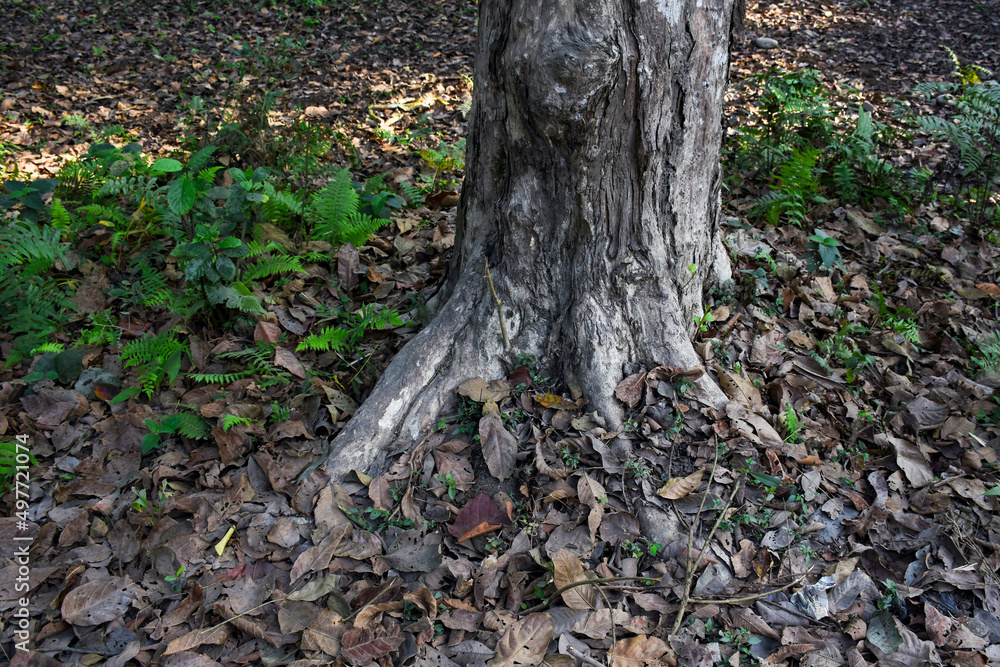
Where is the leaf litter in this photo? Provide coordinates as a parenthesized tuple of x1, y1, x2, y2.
(3, 0, 1000, 665)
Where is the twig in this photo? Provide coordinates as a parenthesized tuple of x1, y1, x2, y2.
(484, 258, 511, 351)
(566, 645, 606, 667)
(689, 573, 809, 604)
(595, 585, 617, 667)
(672, 446, 744, 635)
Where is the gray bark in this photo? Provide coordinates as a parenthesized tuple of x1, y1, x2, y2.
(322, 0, 737, 481)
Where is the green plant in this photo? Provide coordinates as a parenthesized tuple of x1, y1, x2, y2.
(757, 149, 828, 227)
(693, 306, 716, 333)
(729, 67, 833, 173)
(626, 459, 650, 480)
(436, 471, 458, 501)
(307, 167, 391, 248)
(621, 540, 644, 559)
(143, 412, 211, 453)
(269, 401, 291, 423)
(171, 221, 265, 318)
(560, 445, 581, 469)
(164, 566, 186, 592)
(417, 139, 466, 193)
(298, 303, 403, 353)
(0, 177, 58, 223)
(814, 321, 875, 382)
(114, 329, 188, 401)
(0, 217, 74, 364)
(913, 51, 1000, 230)
(222, 415, 254, 431)
(0, 438, 37, 494)
(782, 404, 802, 443)
(972, 331, 1000, 377)
(213, 341, 291, 389)
(806, 229, 844, 271)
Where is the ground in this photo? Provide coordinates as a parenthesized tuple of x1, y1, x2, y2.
(1, 0, 1000, 666)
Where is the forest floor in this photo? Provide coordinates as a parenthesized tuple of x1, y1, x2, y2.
(2, 1, 1000, 666)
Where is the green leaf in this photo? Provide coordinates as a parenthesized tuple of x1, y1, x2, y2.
(151, 158, 183, 173)
(749, 472, 783, 487)
(216, 257, 237, 281)
(142, 433, 162, 453)
(167, 176, 197, 215)
(984, 485, 1000, 496)
(110, 386, 141, 404)
(165, 348, 184, 389)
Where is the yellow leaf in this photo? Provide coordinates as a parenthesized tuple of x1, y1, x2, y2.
(215, 526, 235, 556)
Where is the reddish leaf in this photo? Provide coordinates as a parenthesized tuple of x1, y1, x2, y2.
(341, 625, 405, 665)
(449, 493, 511, 542)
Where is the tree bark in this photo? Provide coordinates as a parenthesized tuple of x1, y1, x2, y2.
(322, 0, 737, 481)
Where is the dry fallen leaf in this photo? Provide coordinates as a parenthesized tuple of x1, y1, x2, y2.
(611, 634, 674, 667)
(487, 613, 554, 667)
(656, 468, 704, 500)
(551, 550, 596, 610)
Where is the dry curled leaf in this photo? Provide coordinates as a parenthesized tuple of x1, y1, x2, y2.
(611, 634, 675, 667)
(615, 372, 646, 409)
(656, 468, 704, 500)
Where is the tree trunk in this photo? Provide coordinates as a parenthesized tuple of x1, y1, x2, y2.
(323, 0, 738, 481)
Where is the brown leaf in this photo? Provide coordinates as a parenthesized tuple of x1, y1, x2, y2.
(487, 613, 554, 667)
(458, 377, 511, 403)
(551, 550, 596, 610)
(336, 242, 360, 292)
(656, 468, 704, 499)
(611, 634, 674, 667)
(479, 412, 517, 481)
(161, 584, 204, 628)
(577, 474, 607, 540)
(273, 347, 306, 378)
(254, 321, 282, 344)
(163, 625, 230, 655)
(449, 493, 511, 542)
(341, 625, 405, 666)
(615, 372, 646, 409)
(61, 576, 135, 626)
(384, 530, 443, 572)
(163, 654, 223, 667)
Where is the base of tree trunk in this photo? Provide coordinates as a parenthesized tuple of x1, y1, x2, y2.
(321, 267, 726, 483)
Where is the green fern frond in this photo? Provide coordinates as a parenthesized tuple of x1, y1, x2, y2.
(297, 326, 351, 352)
(244, 255, 303, 281)
(120, 329, 188, 398)
(0, 441, 38, 492)
(189, 371, 252, 384)
(221, 415, 254, 431)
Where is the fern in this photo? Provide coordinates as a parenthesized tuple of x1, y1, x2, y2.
(217, 342, 291, 388)
(222, 415, 254, 431)
(160, 412, 212, 440)
(0, 441, 38, 493)
(189, 371, 252, 384)
(120, 329, 188, 398)
(244, 255, 303, 281)
(49, 197, 75, 230)
(308, 167, 390, 247)
(297, 304, 403, 352)
(914, 57, 1000, 228)
(398, 181, 423, 207)
(756, 148, 827, 227)
(298, 326, 351, 352)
